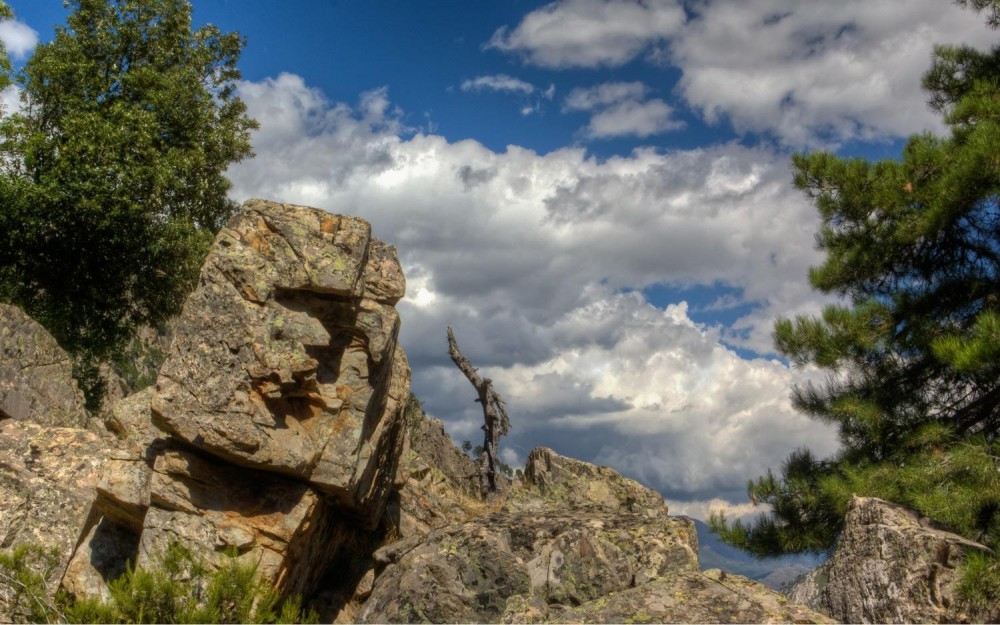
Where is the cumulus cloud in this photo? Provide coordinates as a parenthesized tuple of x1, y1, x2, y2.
(564, 81, 683, 138)
(564, 81, 649, 111)
(227, 75, 840, 516)
(672, 0, 996, 147)
(0, 18, 38, 59)
(491, 0, 995, 146)
(486, 0, 686, 68)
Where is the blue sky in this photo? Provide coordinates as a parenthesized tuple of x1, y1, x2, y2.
(1, 0, 994, 522)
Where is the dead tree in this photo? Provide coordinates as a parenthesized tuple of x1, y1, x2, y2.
(447, 325, 510, 499)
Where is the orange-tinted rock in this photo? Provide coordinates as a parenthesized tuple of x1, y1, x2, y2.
(151, 199, 410, 526)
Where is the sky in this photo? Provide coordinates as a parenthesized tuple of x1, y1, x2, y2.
(1, 0, 996, 523)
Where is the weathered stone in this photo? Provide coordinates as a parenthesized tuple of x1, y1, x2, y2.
(102, 386, 158, 447)
(0, 303, 88, 428)
(392, 411, 483, 538)
(0, 421, 105, 612)
(61, 517, 139, 602)
(151, 199, 410, 525)
(99, 324, 175, 411)
(508, 447, 669, 519)
(363, 239, 406, 305)
(61, 388, 164, 599)
(89, 388, 161, 533)
(786, 496, 996, 623)
(95, 448, 154, 533)
(508, 569, 836, 624)
(360, 448, 699, 624)
(137, 446, 343, 598)
(360, 506, 701, 623)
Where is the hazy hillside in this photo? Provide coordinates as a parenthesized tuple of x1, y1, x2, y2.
(692, 518, 826, 590)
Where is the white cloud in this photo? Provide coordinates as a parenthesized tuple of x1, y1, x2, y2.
(585, 98, 683, 138)
(0, 18, 38, 59)
(672, 0, 996, 147)
(668, 498, 768, 526)
(486, 0, 686, 68)
(564, 81, 684, 138)
(491, 0, 995, 146)
(227, 75, 840, 510)
(0, 85, 20, 115)
(564, 81, 648, 111)
(459, 74, 555, 116)
(461, 74, 536, 95)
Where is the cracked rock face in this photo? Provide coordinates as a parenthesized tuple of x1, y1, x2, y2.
(138, 446, 344, 598)
(0, 303, 89, 428)
(359, 448, 832, 624)
(787, 496, 997, 624)
(0, 420, 105, 619)
(151, 199, 410, 525)
(60, 200, 411, 607)
(360, 506, 700, 623)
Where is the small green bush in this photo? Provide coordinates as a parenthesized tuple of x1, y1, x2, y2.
(0, 543, 62, 624)
(1, 540, 317, 624)
(63, 543, 318, 624)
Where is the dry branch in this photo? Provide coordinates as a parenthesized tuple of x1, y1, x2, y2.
(447, 325, 510, 498)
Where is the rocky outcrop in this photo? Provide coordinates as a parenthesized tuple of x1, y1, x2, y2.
(360, 447, 833, 624)
(0, 303, 88, 428)
(536, 568, 836, 624)
(507, 447, 667, 517)
(151, 200, 409, 526)
(0, 420, 105, 617)
(390, 409, 483, 538)
(138, 446, 344, 597)
(1, 198, 836, 624)
(60, 199, 412, 606)
(787, 496, 996, 623)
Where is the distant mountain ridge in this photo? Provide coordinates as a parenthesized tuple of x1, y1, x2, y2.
(691, 518, 826, 590)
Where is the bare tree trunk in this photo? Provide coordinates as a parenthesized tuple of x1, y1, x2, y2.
(447, 325, 510, 499)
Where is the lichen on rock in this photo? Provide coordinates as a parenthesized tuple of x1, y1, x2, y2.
(151, 199, 409, 525)
(786, 496, 997, 623)
(0, 303, 89, 429)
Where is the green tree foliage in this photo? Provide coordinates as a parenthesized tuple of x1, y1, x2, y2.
(0, 1, 12, 94)
(0, 0, 257, 364)
(712, 0, 1000, 606)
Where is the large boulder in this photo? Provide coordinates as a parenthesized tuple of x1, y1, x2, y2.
(0, 420, 105, 619)
(138, 446, 345, 597)
(151, 199, 409, 525)
(0, 303, 88, 428)
(62, 200, 412, 609)
(360, 447, 832, 624)
(786, 496, 996, 623)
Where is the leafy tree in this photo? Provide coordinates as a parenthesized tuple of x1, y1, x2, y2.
(0, 1, 12, 95)
(711, 0, 1000, 605)
(0, 0, 257, 367)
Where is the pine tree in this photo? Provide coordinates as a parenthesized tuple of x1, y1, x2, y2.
(0, 0, 257, 364)
(711, 3, 1000, 602)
